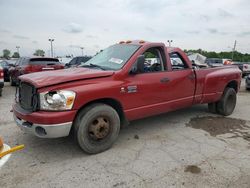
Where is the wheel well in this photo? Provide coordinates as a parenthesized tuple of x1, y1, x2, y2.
(76, 98, 128, 127)
(226, 80, 238, 92)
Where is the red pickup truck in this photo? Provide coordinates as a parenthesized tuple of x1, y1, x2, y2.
(9, 57, 64, 86)
(13, 40, 241, 154)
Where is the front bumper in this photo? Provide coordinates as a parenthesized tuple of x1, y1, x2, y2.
(13, 104, 76, 138)
(14, 114, 72, 138)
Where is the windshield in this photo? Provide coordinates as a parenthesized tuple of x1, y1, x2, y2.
(82, 44, 140, 70)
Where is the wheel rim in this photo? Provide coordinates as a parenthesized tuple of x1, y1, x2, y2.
(88, 116, 110, 140)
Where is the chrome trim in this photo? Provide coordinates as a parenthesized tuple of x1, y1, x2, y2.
(42, 67, 55, 70)
(14, 114, 72, 138)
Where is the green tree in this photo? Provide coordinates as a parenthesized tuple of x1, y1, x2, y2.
(33, 49, 45, 57)
(144, 52, 156, 58)
(3, 49, 11, 59)
(186, 49, 250, 62)
(12, 52, 20, 58)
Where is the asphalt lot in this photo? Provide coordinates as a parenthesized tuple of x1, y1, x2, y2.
(0, 79, 250, 188)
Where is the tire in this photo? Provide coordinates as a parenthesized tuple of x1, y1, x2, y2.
(74, 103, 120, 154)
(208, 102, 218, 113)
(217, 87, 237, 116)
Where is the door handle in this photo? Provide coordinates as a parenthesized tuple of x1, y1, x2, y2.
(160, 77, 170, 83)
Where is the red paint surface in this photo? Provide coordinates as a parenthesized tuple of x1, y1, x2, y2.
(13, 41, 242, 125)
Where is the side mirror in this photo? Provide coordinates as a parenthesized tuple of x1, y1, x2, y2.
(130, 55, 145, 74)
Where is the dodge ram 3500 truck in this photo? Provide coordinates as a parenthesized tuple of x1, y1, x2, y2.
(13, 40, 241, 154)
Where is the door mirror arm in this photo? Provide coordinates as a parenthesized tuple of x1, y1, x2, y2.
(129, 55, 145, 74)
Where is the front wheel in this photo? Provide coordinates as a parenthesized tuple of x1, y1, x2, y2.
(74, 103, 120, 154)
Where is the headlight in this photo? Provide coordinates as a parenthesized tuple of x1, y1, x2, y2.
(40, 90, 76, 111)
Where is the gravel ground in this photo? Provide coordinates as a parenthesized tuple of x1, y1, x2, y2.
(0, 79, 250, 188)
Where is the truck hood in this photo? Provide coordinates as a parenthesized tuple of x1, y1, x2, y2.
(19, 68, 114, 88)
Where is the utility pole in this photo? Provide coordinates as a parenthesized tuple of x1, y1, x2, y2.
(48, 39, 55, 57)
(16, 46, 20, 54)
(231, 40, 237, 61)
(80, 47, 84, 56)
(167, 40, 173, 47)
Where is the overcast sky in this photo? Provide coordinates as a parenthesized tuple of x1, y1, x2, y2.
(0, 0, 249, 57)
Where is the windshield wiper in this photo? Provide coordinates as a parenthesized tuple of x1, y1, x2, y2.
(82, 63, 106, 70)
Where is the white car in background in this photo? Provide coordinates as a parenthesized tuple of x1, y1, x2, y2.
(233, 62, 250, 77)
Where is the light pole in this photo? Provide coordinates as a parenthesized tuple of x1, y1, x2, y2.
(231, 40, 237, 61)
(48, 39, 55, 57)
(80, 47, 84, 56)
(167, 40, 173, 47)
(16, 46, 20, 54)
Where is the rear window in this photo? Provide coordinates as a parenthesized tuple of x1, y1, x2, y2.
(29, 58, 60, 65)
(78, 56, 92, 63)
(205, 59, 222, 64)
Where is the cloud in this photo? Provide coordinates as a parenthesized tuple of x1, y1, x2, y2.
(0, 41, 7, 44)
(32, 40, 38, 44)
(207, 29, 229, 35)
(13, 35, 29, 39)
(0, 29, 11, 33)
(200, 14, 211, 22)
(68, 44, 80, 48)
(207, 29, 218, 34)
(145, 27, 155, 33)
(237, 31, 250, 37)
(62, 22, 83, 33)
(128, 0, 179, 13)
(186, 30, 201, 35)
(86, 35, 98, 39)
(218, 8, 234, 18)
(0, 0, 249, 54)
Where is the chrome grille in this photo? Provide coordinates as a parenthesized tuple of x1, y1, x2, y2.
(18, 82, 38, 111)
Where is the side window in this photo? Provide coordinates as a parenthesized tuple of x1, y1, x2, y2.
(169, 52, 189, 70)
(77, 57, 83, 64)
(142, 48, 165, 73)
(69, 58, 77, 65)
(21, 58, 28, 65)
(15, 58, 21, 66)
